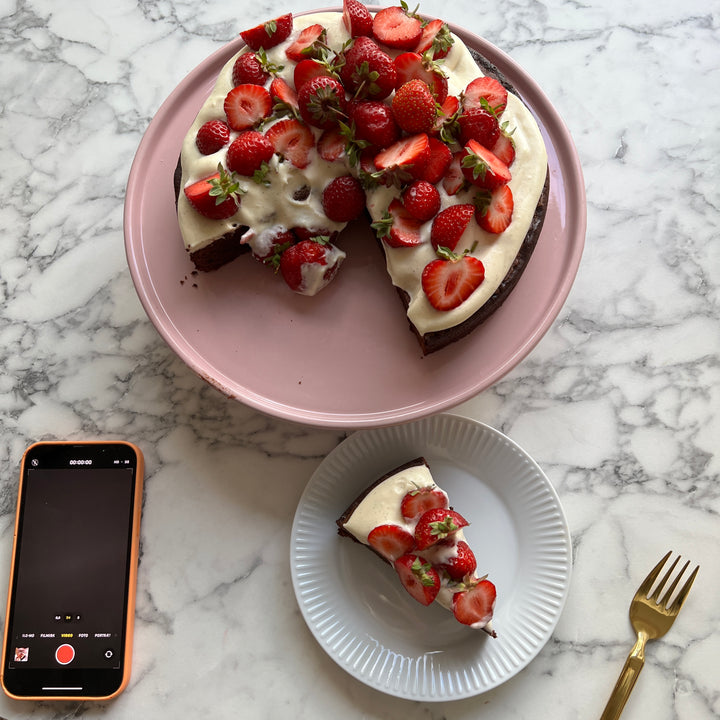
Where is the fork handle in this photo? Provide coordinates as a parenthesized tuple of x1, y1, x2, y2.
(599, 633, 647, 720)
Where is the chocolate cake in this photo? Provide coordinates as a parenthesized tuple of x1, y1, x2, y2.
(174, 4, 550, 354)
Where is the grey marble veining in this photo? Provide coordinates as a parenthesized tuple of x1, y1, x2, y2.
(1, 0, 719, 717)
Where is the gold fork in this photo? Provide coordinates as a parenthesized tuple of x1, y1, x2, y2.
(600, 551, 699, 720)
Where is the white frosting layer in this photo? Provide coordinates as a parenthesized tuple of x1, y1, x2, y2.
(178, 11, 547, 336)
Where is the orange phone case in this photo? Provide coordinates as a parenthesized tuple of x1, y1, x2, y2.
(1, 441, 144, 701)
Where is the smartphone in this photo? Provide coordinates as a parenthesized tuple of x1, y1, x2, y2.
(1, 441, 143, 701)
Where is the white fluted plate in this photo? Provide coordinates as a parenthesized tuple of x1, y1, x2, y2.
(290, 414, 572, 701)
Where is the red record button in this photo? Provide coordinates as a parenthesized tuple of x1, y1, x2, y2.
(55, 643, 75, 665)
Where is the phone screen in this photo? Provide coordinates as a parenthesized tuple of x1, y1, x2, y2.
(2, 442, 142, 699)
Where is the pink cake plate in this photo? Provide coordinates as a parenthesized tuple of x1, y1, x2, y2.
(124, 7, 586, 428)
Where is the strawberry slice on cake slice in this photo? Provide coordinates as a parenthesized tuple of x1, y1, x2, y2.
(336, 457, 497, 636)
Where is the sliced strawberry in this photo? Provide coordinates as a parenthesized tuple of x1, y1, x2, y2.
(352, 101, 400, 149)
(372, 198, 424, 248)
(224, 84, 272, 131)
(342, 0, 373, 37)
(400, 485, 448, 520)
(422, 252, 485, 311)
(414, 508, 469, 550)
(413, 135, 452, 184)
(226, 130, 274, 176)
(340, 36, 397, 100)
(373, 133, 430, 174)
(463, 76, 508, 116)
(438, 540, 477, 581)
(393, 554, 440, 606)
(474, 184, 514, 234)
(392, 78, 437, 135)
(367, 524, 415, 562)
(452, 578, 497, 627)
(231, 52, 269, 86)
(264, 119, 315, 169)
(321, 174, 366, 222)
(195, 120, 230, 155)
(269, 77, 299, 112)
(183, 169, 241, 220)
(297, 75, 347, 130)
(285, 23, 325, 62)
(393, 51, 448, 103)
(402, 180, 440, 222)
(442, 151, 466, 195)
(432, 94, 460, 136)
(372, 5, 423, 50)
(293, 58, 332, 92)
(430, 204, 476, 251)
(458, 106, 501, 148)
(414, 18, 454, 59)
(240, 13, 293, 51)
(461, 139, 512, 190)
(317, 128, 346, 162)
(490, 129, 516, 166)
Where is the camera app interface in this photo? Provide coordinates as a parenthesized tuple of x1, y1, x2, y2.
(7, 466, 135, 671)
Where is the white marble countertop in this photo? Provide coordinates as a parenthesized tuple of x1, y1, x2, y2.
(1, 0, 718, 717)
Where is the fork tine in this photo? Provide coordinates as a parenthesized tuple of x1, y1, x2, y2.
(659, 560, 689, 607)
(637, 551, 672, 597)
(668, 564, 699, 614)
(650, 555, 681, 602)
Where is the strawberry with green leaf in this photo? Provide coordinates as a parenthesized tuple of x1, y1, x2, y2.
(184, 165, 244, 219)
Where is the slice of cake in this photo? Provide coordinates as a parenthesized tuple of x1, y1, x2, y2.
(175, 1, 550, 354)
(336, 457, 497, 634)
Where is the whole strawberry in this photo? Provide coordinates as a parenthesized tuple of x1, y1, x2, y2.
(298, 75, 347, 130)
(458, 106, 501, 148)
(402, 180, 440, 222)
(392, 79, 437, 135)
(195, 120, 230, 155)
(351, 101, 400, 149)
(226, 131, 274, 176)
(321, 175, 366, 222)
(232, 51, 269, 86)
(340, 36, 396, 100)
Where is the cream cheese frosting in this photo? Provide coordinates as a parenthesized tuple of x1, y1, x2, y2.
(177, 10, 548, 338)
